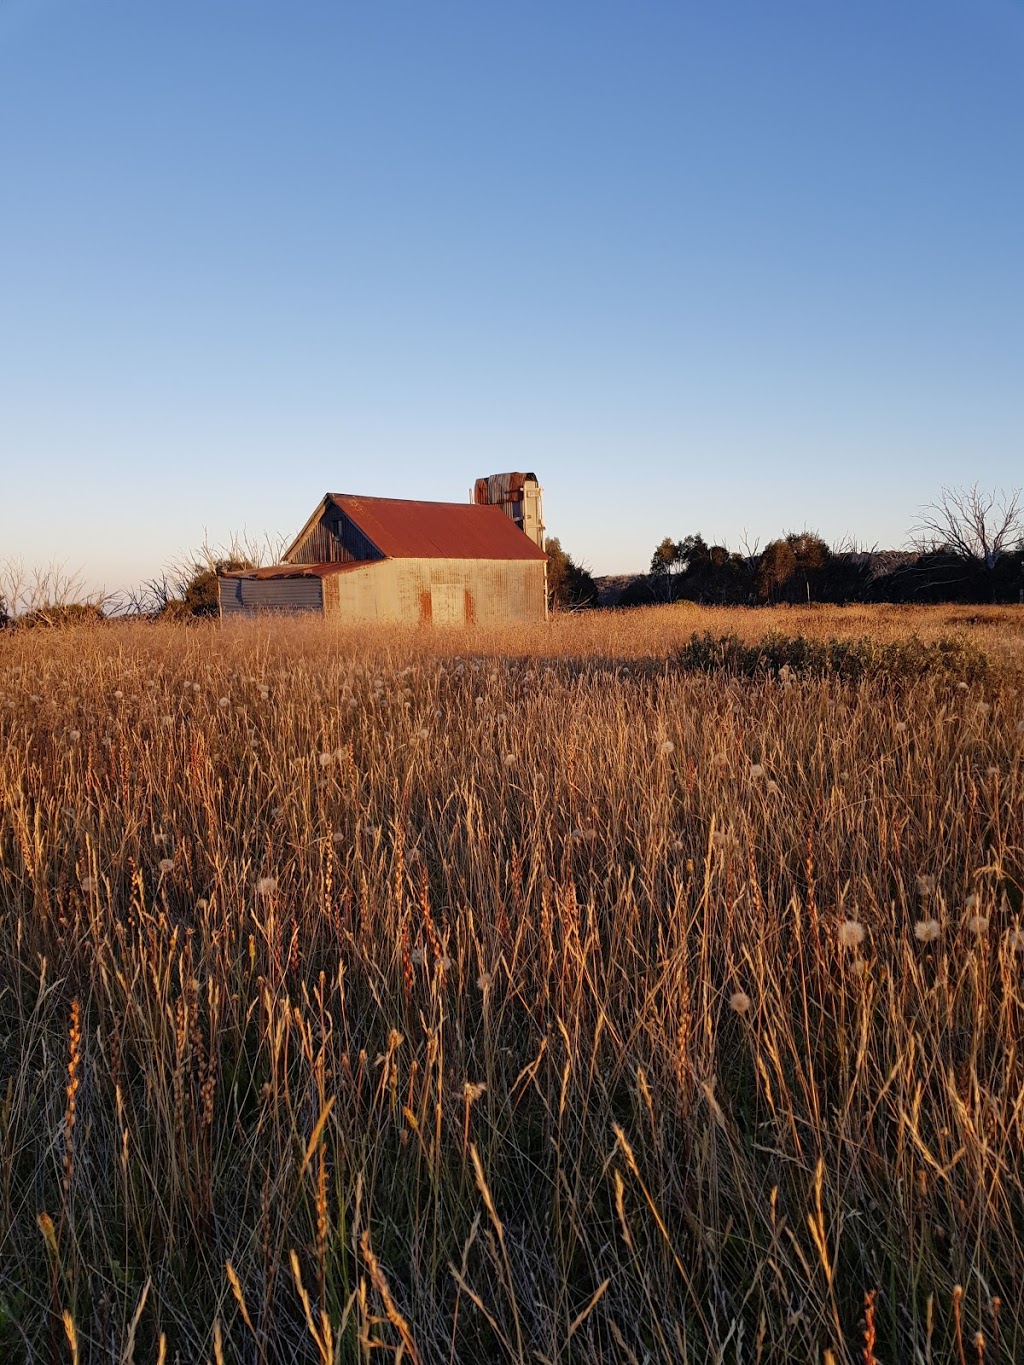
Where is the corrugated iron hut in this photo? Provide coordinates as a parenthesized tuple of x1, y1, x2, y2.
(218, 474, 548, 624)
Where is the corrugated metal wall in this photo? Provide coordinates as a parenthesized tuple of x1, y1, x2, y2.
(330, 559, 546, 624)
(220, 577, 324, 615)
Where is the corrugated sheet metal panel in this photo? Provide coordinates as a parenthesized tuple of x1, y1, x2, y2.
(330, 559, 546, 624)
(472, 472, 537, 505)
(472, 473, 545, 548)
(329, 496, 547, 562)
(290, 507, 383, 565)
(220, 576, 323, 615)
(220, 561, 373, 580)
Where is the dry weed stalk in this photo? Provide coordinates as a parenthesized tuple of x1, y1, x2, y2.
(0, 609, 1020, 1360)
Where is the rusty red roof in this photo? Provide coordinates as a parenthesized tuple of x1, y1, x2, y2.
(330, 495, 547, 561)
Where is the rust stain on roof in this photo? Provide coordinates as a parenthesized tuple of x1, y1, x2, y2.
(329, 495, 547, 562)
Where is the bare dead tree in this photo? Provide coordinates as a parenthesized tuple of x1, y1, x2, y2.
(737, 529, 761, 563)
(0, 556, 110, 621)
(0, 557, 30, 619)
(913, 484, 1023, 570)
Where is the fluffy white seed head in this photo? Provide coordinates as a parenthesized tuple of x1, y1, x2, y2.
(914, 918, 941, 943)
(838, 919, 866, 949)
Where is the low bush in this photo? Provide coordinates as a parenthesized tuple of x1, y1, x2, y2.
(673, 631, 991, 683)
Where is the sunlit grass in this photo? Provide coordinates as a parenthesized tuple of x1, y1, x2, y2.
(0, 608, 1022, 1361)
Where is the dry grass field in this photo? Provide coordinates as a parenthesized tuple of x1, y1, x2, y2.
(1, 605, 1023, 1362)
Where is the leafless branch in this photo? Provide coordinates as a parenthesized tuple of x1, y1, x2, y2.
(913, 484, 1023, 570)
(0, 556, 109, 621)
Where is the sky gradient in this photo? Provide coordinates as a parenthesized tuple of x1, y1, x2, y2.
(2, 0, 1022, 594)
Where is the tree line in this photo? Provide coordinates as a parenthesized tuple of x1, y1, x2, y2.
(620, 484, 1024, 608)
(1, 484, 1020, 624)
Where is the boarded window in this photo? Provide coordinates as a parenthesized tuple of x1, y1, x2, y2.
(430, 583, 465, 625)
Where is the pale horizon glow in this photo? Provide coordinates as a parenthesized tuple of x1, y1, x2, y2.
(2, 0, 1022, 598)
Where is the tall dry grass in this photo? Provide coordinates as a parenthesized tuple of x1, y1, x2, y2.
(1, 609, 1022, 1362)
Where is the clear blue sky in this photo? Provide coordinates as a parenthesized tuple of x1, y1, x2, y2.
(2, 0, 1022, 593)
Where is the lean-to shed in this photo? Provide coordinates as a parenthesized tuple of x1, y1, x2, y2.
(219, 476, 548, 623)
